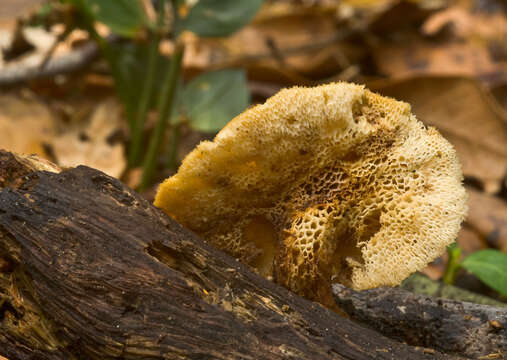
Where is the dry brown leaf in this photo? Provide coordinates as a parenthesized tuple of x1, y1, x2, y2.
(371, 76, 507, 193)
(467, 187, 507, 253)
(367, 0, 442, 34)
(374, 40, 505, 82)
(0, 93, 56, 157)
(374, 0, 507, 82)
(51, 99, 126, 178)
(422, 4, 507, 41)
(339, 0, 443, 30)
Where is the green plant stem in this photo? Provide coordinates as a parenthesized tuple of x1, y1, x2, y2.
(171, 0, 181, 36)
(442, 243, 461, 285)
(164, 0, 182, 172)
(127, 36, 159, 167)
(128, 1, 166, 168)
(140, 43, 184, 190)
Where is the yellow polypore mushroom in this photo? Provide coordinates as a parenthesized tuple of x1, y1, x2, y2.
(154, 83, 467, 305)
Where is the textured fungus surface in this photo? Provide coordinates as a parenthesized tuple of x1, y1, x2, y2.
(155, 83, 467, 303)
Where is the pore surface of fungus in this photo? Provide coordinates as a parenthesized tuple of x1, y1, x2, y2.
(155, 83, 467, 303)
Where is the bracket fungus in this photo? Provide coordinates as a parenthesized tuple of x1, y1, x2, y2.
(155, 83, 467, 305)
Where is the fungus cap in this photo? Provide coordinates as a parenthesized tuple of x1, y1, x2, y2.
(155, 83, 467, 301)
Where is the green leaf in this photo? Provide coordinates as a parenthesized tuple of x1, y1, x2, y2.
(182, 69, 250, 133)
(71, 0, 148, 37)
(182, 0, 263, 38)
(461, 249, 507, 297)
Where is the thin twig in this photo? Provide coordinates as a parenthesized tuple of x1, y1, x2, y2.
(38, 26, 72, 71)
(0, 41, 98, 87)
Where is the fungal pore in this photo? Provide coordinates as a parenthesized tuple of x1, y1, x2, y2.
(155, 83, 467, 304)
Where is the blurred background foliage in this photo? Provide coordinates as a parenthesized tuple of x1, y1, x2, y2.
(0, 0, 506, 301)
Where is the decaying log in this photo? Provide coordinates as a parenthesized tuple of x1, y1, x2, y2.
(333, 284, 506, 359)
(0, 150, 465, 359)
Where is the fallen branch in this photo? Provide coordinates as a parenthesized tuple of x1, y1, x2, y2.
(333, 284, 506, 358)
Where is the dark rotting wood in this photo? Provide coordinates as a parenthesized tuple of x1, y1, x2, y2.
(333, 283, 506, 358)
(0, 150, 463, 359)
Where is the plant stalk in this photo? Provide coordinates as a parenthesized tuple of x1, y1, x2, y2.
(140, 42, 184, 190)
(127, 36, 158, 167)
(442, 243, 461, 285)
(127, 0, 168, 168)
